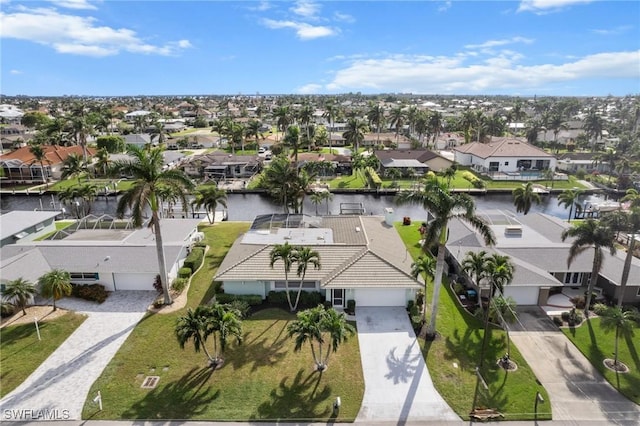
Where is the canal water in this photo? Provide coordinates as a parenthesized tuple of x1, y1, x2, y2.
(0, 191, 613, 222)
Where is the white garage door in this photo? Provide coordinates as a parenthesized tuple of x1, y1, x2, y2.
(504, 286, 539, 305)
(355, 289, 406, 307)
(113, 273, 156, 291)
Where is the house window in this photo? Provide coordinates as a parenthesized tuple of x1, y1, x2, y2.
(274, 280, 316, 289)
(35, 223, 45, 231)
(504, 162, 509, 166)
(489, 162, 499, 172)
(70, 272, 99, 280)
(637, 287, 640, 297)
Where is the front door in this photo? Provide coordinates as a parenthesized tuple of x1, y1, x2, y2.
(332, 289, 345, 307)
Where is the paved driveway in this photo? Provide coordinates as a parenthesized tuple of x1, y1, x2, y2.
(0, 291, 155, 421)
(510, 330, 640, 424)
(510, 306, 559, 332)
(355, 307, 459, 423)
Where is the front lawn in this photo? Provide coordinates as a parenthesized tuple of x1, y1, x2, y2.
(562, 318, 640, 404)
(0, 312, 87, 398)
(395, 222, 551, 421)
(82, 222, 364, 421)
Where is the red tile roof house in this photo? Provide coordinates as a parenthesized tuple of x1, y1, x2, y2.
(0, 145, 96, 184)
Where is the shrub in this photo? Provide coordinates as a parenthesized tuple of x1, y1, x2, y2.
(409, 304, 419, 317)
(211, 281, 223, 294)
(72, 284, 109, 303)
(575, 169, 586, 180)
(1, 301, 15, 318)
(183, 248, 204, 272)
(410, 314, 423, 331)
(416, 290, 425, 307)
(215, 293, 262, 306)
(225, 300, 251, 319)
(365, 166, 382, 188)
(553, 316, 564, 326)
(453, 282, 466, 295)
(178, 267, 192, 279)
(193, 241, 207, 249)
(568, 308, 583, 326)
(298, 291, 324, 309)
(571, 295, 586, 309)
(153, 274, 163, 293)
(172, 278, 188, 293)
(407, 299, 415, 311)
(96, 135, 125, 153)
(267, 290, 288, 305)
(347, 299, 356, 313)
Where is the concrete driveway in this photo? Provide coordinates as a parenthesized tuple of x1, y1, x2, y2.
(510, 330, 640, 424)
(355, 307, 459, 423)
(0, 291, 155, 421)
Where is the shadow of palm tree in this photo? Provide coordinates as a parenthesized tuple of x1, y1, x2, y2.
(385, 345, 420, 384)
(228, 334, 288, 372)
(250, 368, 332, 421)
(121, 367, 219, 419)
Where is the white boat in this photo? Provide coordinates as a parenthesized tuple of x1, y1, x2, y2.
(592, 201, 621, 212)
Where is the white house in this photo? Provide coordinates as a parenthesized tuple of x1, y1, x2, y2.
(454, 137, 556, 175)
(0, 215, 202, 292)
(214, 214, 422, 307)
(0, 211, 60, 248)
(446, 211, 640, 306)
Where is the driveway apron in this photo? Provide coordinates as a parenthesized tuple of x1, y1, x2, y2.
(510, 330, 640, 424)
(0, 291, 155, 421)
(355, 307, 459, 423)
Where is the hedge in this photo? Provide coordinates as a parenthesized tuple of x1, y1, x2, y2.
(365, 166, 382, 187)
(267, 290, 324, 309)
(183, 247, 204, 272)
(71, 283, 109, 303)
(178, 267, 192, 279)
(214, 293, 263, 306)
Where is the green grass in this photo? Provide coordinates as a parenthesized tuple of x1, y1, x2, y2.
(82, 222, 364, 421)
(34, 221, 74, 240)
(395, 222, 551, 421)
(562, 318, 640, 404)
(48, 178, 134, 192)
(327, 173, 367, 189)
(0, 312, 87, 398)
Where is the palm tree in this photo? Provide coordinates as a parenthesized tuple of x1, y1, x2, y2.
(191, 186, 227, 224)
(367, 104, 385, 146)
(606, 208, 640, 308)
(39, 269, 72, 311)
(438, 164, 458, 188)
(561, 220, 616, 316)
(485, 253, 515, 298)
(584, 107, 604, 152)
(548, 113, 568, 153)
(287, 305, 355, 371)
(298, 103, 314, 146)
(512, 182, 541, 215)
(29, 143, 50, 186)
(292, 246, 321, 311)
(461, 250, 489, 289)
(176, 305, 217, 365)
(410, 255, 436, 323)
(94, 147, 111, 177)
(269, 242, 296, 311)
(428, 111, 444, 148)
(206, 302, 243, 366)
(273, 105, 292, 142)
(262, 156, 298, 213)
(596, 305, 639, 368)
(283, 125, 302, 170)
(112, 146, 195, 305)
(557, 188, 583, 222)
(396, 177, 496, 337)
(342, 117, 368, 153)
(389, 106, 405, 142)
(2, 278, 38, 315)
(310, 191, 324, 216)
(245, 119, 264, 147)
(323, 101, 340, 153)
(60, 153, 88, 183)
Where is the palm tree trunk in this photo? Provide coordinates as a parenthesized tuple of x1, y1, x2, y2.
(284, 272, 294, 311)
(614, 326, 620, 366)
(153, 212, 173, 305)
(293, 276, 305, 311)
(585, 251, 600, 317)
(618, 237, 635, 309)
(426, 240, 447, 337)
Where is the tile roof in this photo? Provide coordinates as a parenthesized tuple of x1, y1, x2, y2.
(0, 145, 96, 165)
(453, 137, 553, 159)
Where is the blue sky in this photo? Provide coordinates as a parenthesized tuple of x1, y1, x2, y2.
(1, 0, 639, 96)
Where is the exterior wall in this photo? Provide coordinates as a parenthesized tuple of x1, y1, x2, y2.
(2, 219, 57, 248)
(453, 151, 472, 166)
(223, 281, 267, 298)
(478, 156, 556, 173)
(112, 272, 156, 291)
(537, 287, 550, 305)
(425, 157, 453, 172)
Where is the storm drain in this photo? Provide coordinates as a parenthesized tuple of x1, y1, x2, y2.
(141, 376, 160, 389)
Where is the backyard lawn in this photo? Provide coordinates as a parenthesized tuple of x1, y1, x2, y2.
(562, 318, 640, 405)
(82, 222, 364, 421)
(395, 223, 551, 421)
(0, 312, 87, 398)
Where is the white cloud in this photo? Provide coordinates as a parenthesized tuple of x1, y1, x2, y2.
(317, 50, 640, 94)
(437, 1, 452, 12)
(0, 7, 192, 57)
(290, 1, 320, 18)
(247, 1, 271, 12)
(296, 83, 323, 94)
(518, 0, 594, 13)
(465, 36, 534, 50)
(262, 18, 336, 39)
(333, 12, 355, 23)
(591, 25, 633, 36)
(10, 69, 23, 74)
(46, 0, 97, 10)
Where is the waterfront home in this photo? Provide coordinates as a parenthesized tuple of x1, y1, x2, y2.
(214, 213, 421, 308)
(375, 149, 453, 176)
(0, 211, 60, 248)
(0, 145, 95, 184)
(180, 152, 262, 181)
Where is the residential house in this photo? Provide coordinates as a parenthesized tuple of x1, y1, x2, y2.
(0, 145, 95, 183)
(0, 215, 202, 292)
(296, 152, 353, 177)
(556, 152, 612, 174)
(214, 214, 422, 307)
(454, 137, 556, 176)
(446, 211, 640, 306)
(123, 133, 153, 149)
(375, 149, 453, 177)
(0, 211, 60, 248)
(180, 152, 262, 180)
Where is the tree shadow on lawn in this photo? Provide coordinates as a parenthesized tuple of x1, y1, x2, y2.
(444, 326, 504, 372)
(251, 368, 332, 421)
(228, 333, 288, 372)
(121, 366, 220, 419)
(0, 322, 47, 361)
